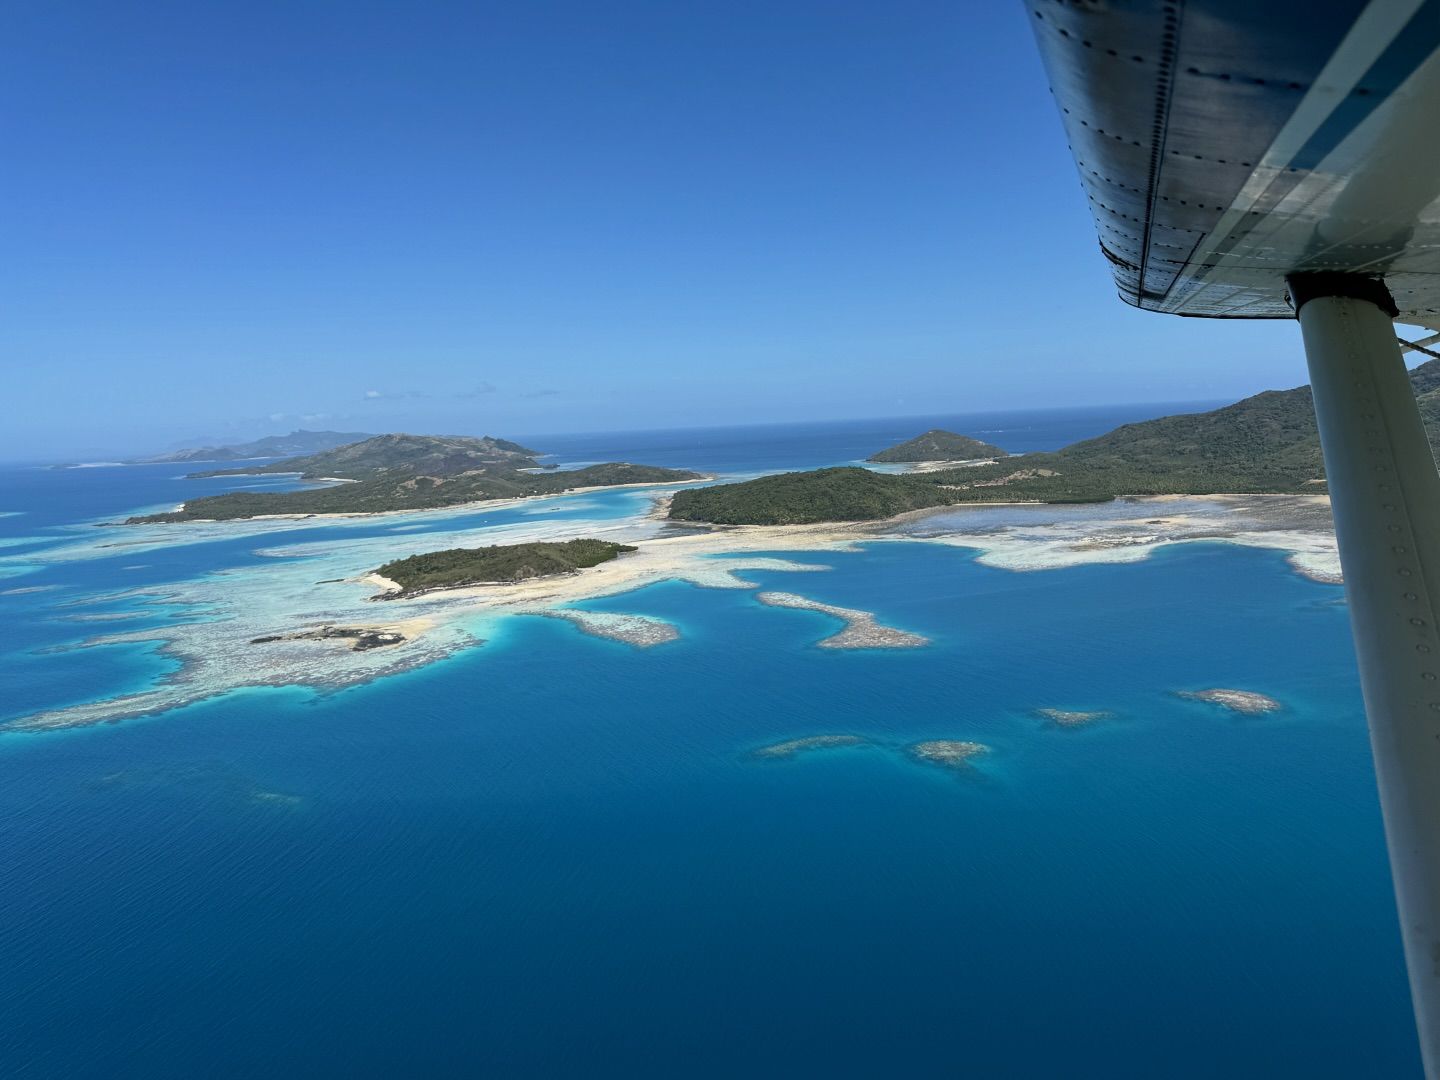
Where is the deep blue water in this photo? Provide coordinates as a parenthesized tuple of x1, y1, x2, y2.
(513, 400, 1227, 474)
(0, 408, 1421, 1078)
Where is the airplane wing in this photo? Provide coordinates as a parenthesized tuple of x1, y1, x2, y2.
(1028, 0, 1440, 329)
(1026, 2, 1440, 1073)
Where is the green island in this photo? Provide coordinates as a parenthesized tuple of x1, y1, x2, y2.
(669, 466, 958, 525)
(375, 539, 636, 596)
(128, 434, 703, 523)
(669, 359, 1440, 524)
(189, 433, 542, 478)
(867, 428, 1008, 463)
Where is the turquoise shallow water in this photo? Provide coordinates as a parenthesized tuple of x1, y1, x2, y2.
(0, 414, 1422, 1077)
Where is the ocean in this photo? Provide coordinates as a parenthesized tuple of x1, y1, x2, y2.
(0, 404, 1420, 1077)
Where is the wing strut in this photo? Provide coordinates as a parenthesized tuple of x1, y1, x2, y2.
(1292, 272, 1440, 1073)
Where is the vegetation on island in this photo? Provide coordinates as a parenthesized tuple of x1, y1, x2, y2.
(132, 461, 701, 523)
(127, 434, 702, 523)
(376, 539, 636, 595)
(669, 466, 956, 525)
(190, 433, 543, 479)
(670, 359, 1440, 524)
(130, 429, 375, 465)
(867, 428, 1008, 463)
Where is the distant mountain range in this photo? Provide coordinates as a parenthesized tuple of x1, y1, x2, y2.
(128, 433, 703, 523)
(668, 359, 1440, 525)
(188, 433, 542, 480)
(130, 430, 376, 464)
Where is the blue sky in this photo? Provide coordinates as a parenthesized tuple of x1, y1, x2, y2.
(5, 1, 1316, 460)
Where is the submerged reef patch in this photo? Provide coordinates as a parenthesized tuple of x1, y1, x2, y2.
(908, 740, 989, 769)
(540, 610, 679, 648)
(85, 762, 304, 808)
(751, 734, 871, 759)
(1035, 708, 1110, 727)
(1175, 688, 1282, 715)
(755, 592, 928, 649)
(1, 484, 1338, 735)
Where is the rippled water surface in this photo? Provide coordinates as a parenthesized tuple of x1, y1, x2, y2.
(0, 408, 1420, 1078)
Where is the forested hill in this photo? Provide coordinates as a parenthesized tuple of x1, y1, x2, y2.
(669, 359, 1440, 524)
(131, 461, 702, 523)
(670, 467, 956, 525)
(867, 429, 1008, 463)
(190, 433, 543, 480)
(926, 357, 1440, 502)
(127, 433, 702, 523)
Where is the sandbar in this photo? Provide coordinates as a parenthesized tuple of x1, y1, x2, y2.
(755, 591, 928, 649)
(540, 610, 679, 648)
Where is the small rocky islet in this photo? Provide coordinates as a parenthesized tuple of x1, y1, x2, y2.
(250, 625, 407, 651)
